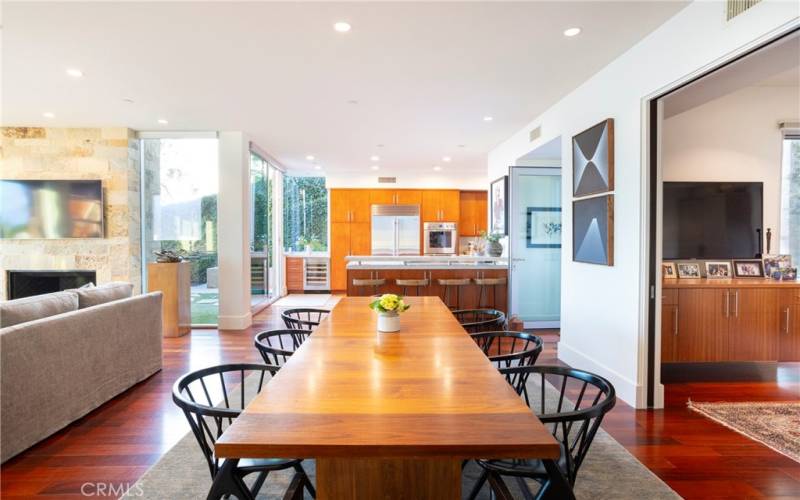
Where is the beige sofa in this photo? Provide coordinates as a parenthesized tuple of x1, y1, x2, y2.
(0, 284, 163, 462)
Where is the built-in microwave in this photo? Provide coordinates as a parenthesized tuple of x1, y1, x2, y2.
(423, 222, 457, 255)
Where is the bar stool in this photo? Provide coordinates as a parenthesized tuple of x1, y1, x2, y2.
(474, 276, 507, 309)
(395, 278, 429, 296)
(437, 278, 472, 310)
(352, 278, 386, 297)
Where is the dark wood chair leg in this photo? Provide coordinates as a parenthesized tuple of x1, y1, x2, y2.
(487, 471, 515, 500)
(535, 459, 576, 500)
(249, 470, 269, 497)
(466, 468, 488, 500)
(207, 459, 254, 500)
(281, 471, 305, 500)
(293, 463, 316, 498)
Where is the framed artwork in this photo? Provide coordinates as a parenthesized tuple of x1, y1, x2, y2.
(676, 262, 701, 278)
(705, 261, 732, 279)
(572, 194, 613, 266)
(733, 259, 765, 278)
(490, 176, 508, 235)
(526, 207, 562, 248)
(573, 118, 614, 197)
(662, 262, 677, 279)
(763, 254, 791, 277)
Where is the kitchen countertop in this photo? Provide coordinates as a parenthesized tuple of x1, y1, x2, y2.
(346, 255, 508, 270)
(284, 251, 330, 258)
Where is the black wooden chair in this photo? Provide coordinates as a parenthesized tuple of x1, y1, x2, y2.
(470, 331, 543, 404)
(453, 308, 506, 333)
(281, 308, 329, 330)
(172, 363, 316, 499)
(467, 365, 616, 500)
(254, 329, 312, 371)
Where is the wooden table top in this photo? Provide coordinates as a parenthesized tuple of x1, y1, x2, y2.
(215, 296, 559, 460)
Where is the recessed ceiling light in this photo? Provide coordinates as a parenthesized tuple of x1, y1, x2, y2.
(306, 155, 315, 161)
(457, 144, 466, 148)
(334, 22, 351, 33)
(157, 118, 168, 125)
(43, 112, 55, 118)
(483, 116, 493, 122)
(377, 144, 384, 148)
(433, 165, 442, 171)
(370, 165, 379, 171)
(66, 68, 83, 78)
(370, 155, 380, 161)
(314, 165, 322, 170)
(442, 156, 451, 162)
(122, 97, 135, 103)
(563, 27, 581, 37)
(347, 99, 359, 105)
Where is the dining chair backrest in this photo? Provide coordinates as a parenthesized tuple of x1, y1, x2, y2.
(172, 363, 277, 479)
(453, 308, 506, 333)
(499, 365, 616, 485)
(470, 330, 543, 399)
(281, 308, 330, 330)
(254, 329, 312, 370)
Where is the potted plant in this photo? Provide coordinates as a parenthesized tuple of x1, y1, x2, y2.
(480, 230, 504, 257)
(369, 293, 411, 332)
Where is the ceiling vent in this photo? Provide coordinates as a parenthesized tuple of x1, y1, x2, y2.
(726, 0, 761, 21)
(377, 177, 396, 184)
(529, 126, 542, 143)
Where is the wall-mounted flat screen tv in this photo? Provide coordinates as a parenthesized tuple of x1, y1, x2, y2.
(0, 180, 104, 239)
(663, 182, 762, 259)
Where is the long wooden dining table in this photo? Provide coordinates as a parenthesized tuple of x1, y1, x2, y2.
(212, 296, 570, 499)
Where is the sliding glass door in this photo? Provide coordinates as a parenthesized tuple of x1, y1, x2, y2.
(141, 137, 219, 326)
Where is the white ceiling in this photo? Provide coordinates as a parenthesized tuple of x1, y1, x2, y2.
(2, 1, 687, 177)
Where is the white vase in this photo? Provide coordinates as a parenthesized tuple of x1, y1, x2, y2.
(377, 312, 401, 333)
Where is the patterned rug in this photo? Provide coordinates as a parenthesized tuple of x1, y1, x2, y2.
(688, 401, 800, 463)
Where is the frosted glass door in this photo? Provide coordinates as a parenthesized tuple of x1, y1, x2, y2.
(510, 167, 561, 327)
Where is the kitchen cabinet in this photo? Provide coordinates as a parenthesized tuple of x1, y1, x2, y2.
(370, 189, 422, 205)
(286, 257, 304, 293)
(675, 288, 729, 362)
(459, 191, 488, 236)
(660, 289, 678, 362)
(728, 288, 779, 361)
(422, 190, 460, 223)
(330, 189, 370, 223)
(330, 221, 370, 290)
(780, 289, 800, 361)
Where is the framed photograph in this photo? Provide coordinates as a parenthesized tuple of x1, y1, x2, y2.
(704, 261, 732, 279)
(662, 262, 677, 279)
(490, 176, 508, 235)
(573, 118, 614, 197)
(676, 262, 701, 279)
(526, 207, 561, 248)
(763, 254, 791, 278)
(573, 195, 614, 266)
(733, 259, 765, 278)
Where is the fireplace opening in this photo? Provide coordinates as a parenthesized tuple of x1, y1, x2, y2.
(7, 270, 97, 300)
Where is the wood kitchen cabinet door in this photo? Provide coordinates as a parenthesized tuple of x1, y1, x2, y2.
(330, 189, 351, 223)
(661, 289, 678, 362)
(676, 288, 729, 362)
(369, 189, 394, 205)
(728, 288, 780, 361)
(474, 191, 487, 234)
(421, 190, 441, 222)
(440, 190, 460, 222)
(330, 222, 351, 291)
(459, 192, 477, 236)
(396, 190, 422, 205)
(349, 190, 372, 223)
(780, 303, 800, 361)
(349, 222, 371, 256)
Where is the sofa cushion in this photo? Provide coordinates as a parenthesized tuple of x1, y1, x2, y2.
(71, 282, 134, 309)
(0, 291, 79, 328)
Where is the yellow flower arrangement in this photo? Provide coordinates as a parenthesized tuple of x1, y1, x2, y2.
(369, 293, 411, 314)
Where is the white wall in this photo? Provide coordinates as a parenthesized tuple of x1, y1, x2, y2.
(217, 131, 253, 330)
(325, 170, 487, 190)
(663, 85, 799, 247)
(488, 0, 799, 407)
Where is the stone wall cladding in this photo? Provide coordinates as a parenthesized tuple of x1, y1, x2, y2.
(0, 127, 142, 298)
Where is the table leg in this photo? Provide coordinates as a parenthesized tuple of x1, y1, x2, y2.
(316, 457, 461, 499)
(535, 459, 576, 500)
(207, 458, 253, 500)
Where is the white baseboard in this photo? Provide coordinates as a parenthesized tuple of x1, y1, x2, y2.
(218, 312, 252, 330)
(557, 341, 642, 408)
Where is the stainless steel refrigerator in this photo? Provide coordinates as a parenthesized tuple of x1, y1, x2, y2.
(371, 205, 421, 256)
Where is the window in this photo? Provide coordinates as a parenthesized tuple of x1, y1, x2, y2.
(283, 176, 327, 252)
(250, 152, 277, 303)
(780, 135, 800, 259)
(141, 137, 219, 325)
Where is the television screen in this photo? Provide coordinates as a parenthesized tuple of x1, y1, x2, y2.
(0, 180, 103, 239)
(663, 182, 762, 259)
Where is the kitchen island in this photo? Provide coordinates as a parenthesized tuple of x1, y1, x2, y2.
(346, 255, 508, 311)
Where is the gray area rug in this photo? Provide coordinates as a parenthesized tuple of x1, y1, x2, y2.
(123, 376, 680, 499)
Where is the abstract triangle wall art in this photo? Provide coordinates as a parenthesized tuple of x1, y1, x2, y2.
(573, 119, 614, 197)
(573, 195, 614, 266)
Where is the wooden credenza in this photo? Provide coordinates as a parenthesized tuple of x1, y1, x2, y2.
(147, 261, 191, 338)
(661, 279, 800, 381)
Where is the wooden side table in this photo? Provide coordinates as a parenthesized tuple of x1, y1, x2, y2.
(147, 262, 191, 337)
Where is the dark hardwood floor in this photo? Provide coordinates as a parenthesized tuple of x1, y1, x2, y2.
(2, 299, 799, 499)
